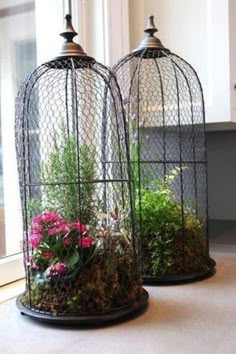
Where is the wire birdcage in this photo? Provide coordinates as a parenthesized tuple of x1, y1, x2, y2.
(114, 16, 216, 284)
(15, 14, 148, 325)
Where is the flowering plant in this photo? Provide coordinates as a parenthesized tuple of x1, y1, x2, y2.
(22, 206, 143, 315)
(28, 211, 96, 278)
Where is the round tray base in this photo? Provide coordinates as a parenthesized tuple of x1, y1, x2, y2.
(16, 289, 149, 327)
(143, 259, 216, 285)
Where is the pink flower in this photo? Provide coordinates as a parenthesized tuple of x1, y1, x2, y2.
(71, 221, 87, 234)
(32, 215, 43, 224)
(31, 263, 40, 271)
(31, 224, 42, 234)
(79, 236, 93, 248)
(46, 263, 67, 277)
(41, 251, 54, 259)
(30, 233, 43, 248)
(62, 236, 73, 245)
(33, 212, 62, 225)
(30, 223, 43, 248)
(48, 222, 69, 236)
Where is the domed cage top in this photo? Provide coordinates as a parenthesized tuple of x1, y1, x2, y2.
(113, 16, 215, 284)
(15, 15, 148, 324)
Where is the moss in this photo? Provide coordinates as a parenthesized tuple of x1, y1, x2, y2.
(22, 253, 143, 315)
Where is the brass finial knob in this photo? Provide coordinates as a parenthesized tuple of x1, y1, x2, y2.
(133, 15, 165, 52)
(56, 14, 88, 59)
(60, 14, 77, 42)
(144, 15, 158, 35)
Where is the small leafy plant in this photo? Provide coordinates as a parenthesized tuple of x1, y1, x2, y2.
(127, 110, 212, 277)
(135, 167, 212, 276)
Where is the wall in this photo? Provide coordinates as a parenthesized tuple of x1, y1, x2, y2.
(129, 0, 232, 125)
(136, 129, 236, 222)
(129, 0, 210, 95)
(128, 0, 236, 223)
(207, 131, 236, 221)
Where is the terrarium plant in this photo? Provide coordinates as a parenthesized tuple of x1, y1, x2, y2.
(114, 14, 215, 283)
(24, 206, 142, 315)
(135, 167, 212, 276)
(16, 13, 148, 324)
(22, 126, 142, 315)
(130, 119, 213, 277)
(41, 124, 96, 224)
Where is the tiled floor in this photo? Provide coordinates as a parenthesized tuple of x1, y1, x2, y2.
(0, 246, 235, 354)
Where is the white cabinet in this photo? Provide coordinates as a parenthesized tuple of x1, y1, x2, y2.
(129, 0, 236, 125)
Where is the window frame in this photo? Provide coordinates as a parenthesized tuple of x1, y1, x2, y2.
(0, 0, 66, 285)
(0, 0, 130, 286)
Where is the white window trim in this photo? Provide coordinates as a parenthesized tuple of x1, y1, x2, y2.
(76, 0, 130, 67)
(0, 0, 66, 286)
(35, 0, 64, 64)
(103, 0, 130, 66)
(0, 254, 24, 287)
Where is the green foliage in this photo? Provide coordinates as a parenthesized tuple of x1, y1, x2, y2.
(79, 144, 97, 224)
(42, 129, 96, 223)
(148, 235, 175, 275)
(27, 198, 42, 219)
(66, 248, 80, 268)
(135, 167, 210, 275)
(136, 167, 184, 237)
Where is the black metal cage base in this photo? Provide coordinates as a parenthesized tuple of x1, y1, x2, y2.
(143, 259, 216, 285)
(16, 290, 149, 327)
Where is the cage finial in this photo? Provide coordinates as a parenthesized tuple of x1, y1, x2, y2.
(60, 14, 77, 42)
(144, 15, 158, 36)
(133, 15, 165, 52)
(56, 14, 88, 59)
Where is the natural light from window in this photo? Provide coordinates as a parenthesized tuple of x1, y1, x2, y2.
(0, 0, 36, 258)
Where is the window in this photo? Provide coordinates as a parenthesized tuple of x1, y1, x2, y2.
(0, 0, 65, 285)
(0, 0, 36, 260)
(0, 0, 127, 285)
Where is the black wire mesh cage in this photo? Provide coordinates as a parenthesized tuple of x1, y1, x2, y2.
(114, 16, 215, 284)
(15, 15, 148, 325)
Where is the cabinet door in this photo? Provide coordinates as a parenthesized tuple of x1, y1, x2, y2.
(229, 0, 236, 122)
(129, 0, 232, 124)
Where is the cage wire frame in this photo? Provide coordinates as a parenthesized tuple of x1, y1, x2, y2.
(15, 15, 148, 326)
(113, 16, 216, 285)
